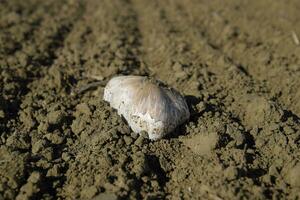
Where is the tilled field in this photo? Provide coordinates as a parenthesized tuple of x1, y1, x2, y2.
(1, 0, 300, 199)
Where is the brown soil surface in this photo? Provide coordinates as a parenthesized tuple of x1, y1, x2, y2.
(1, 0, 300, 199)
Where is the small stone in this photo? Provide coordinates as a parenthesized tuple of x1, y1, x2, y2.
(62, 152, 71, 161)
(28, 172, 41, 184)
(71, 118, 86, 135)
(196, 102, 206, 112)
(47, 110, 65, 125)
(76, 103, 92, 116)
(46, 165, 60, 177)
(246, 149, 255, 154)
(44, 131, 64, 144)
(182, 132, 219, 156)
(225, 166, 239, 180)
(234, 132, 245, 147)
(123, 135, 133, 145)
(81, 186, 98, 199)
(32, 140, 46, 154)
(150, 180, 159, 188)
(134, 132, 147, 147)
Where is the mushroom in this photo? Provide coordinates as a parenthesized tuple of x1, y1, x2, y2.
(103, 75, 190, 140)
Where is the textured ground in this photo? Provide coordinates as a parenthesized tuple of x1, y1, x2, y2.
(1, 0, 300, 199)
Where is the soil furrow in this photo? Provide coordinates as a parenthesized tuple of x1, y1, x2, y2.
(179, 0, 300, 117)
(160, 0, 298, 122)
(1, 0, 84, 130)
(133, 0, 300, 199)
(0, 1, 86, 199)
(52, 0, 163, 199)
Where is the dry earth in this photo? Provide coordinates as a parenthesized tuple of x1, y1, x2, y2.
(0, 0, 300, 199)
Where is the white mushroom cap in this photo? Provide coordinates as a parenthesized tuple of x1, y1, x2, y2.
(103, 75, 190, 140)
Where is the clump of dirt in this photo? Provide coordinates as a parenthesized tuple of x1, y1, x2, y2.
(1, 0, 300, 199)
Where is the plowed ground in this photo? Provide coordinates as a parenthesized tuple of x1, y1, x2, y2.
(1, 0, 300, 199)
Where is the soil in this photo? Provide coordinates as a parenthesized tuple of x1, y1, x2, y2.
(1, 0, 300, 199)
